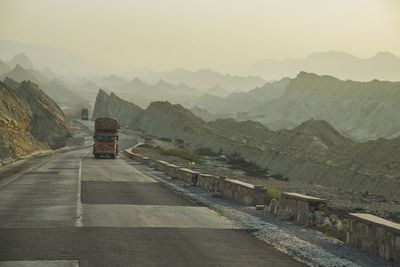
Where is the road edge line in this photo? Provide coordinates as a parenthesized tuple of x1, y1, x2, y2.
(75, 152, 87, 227)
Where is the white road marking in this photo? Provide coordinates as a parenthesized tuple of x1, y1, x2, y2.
(75, 152, 87, 227)
(0, 260, 78, 267)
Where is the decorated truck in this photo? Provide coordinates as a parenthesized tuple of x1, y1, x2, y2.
(93, 118, 119, 159)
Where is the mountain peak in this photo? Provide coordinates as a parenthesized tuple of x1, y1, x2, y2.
(294, 71, 339, 82)
(155, 79, 172, 87)
(1, 64, 40, 84)
(294, 119, 354, 147)
(14, 64, 26, 71)
(372, 51, 399, 60)
(295, 71, 318, 79)
(9, 53, 35, 69)
(129, 78, 146, 86)
(306, 51, 355, 60)
(96, 74, 125, 88)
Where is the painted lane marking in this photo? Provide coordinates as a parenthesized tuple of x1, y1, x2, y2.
(75, 152, 87, 227)
(0, 260, 78, 267)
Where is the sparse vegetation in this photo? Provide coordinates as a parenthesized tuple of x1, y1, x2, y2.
(158, 137, 172, 142)
(196, 147, 220, 157)
(160, 148, 203, 164)
(174, 138, 185, 148)
(266, 187, 281, 201)
(174, 138, 184, 144)
(271, 173, 289, 181)
(226, 152, 270, 178)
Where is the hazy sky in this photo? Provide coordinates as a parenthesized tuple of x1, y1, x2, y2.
(0, 0, 399, 71)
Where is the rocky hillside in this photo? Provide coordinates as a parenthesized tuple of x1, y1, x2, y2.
(91, 89, 143, 127)
(0, 80, 69, 165)
(0, 82, 43, 163)
(146, 68, 266, 92)
(194, 72, 400, 141)
(92, 90, 400, 200)
(253, 72, 400, 140)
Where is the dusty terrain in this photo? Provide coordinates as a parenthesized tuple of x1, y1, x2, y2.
(134, 140, 400, 224)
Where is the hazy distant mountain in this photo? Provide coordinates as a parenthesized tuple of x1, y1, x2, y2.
(95, 74, 126, 88)
(79, 80, 100, 92)
(42, 67, 57, 80)
(41, 79, 88, 108)
(113, 78, 202, 107)
(1, 64, 55, 85)
(0, 40, 104, 75)
(8, 53, 35, 69)
(26, 68, 50, 84)
(189, 106, 233, 122)
(0, 60, 11, 76)
(70, 80, 102, 103)
(2, 64, 89, 116)
(206, 85, 228, 97)
(143, 79, 201, 97)
(149, 68, 266, 92)
(117, 78, 147, 92)
(249, 51, 400, 81)
(191, 78, 289, 113)
(1, 65, 40, 84)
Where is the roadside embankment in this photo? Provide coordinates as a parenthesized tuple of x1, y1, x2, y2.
(125, 148, 400, 265)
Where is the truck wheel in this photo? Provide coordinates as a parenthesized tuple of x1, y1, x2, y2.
(94, 154, 99, 159)
(110, 154, 116, 159)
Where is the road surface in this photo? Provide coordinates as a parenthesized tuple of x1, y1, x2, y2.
(0, 121, 304, 267)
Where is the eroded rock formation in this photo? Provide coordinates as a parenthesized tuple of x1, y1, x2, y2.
(0, 80, 69, 164)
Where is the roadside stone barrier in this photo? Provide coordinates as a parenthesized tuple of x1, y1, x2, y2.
(124, 148, 400, 264)
(178, 168, 199, 184)
(221, 179, 266, 205)
(124, 149, 265, 205)
(347, 213, 400, 263)
(197, 173, 223, 192)
(271, 192, 328, 226)
(165, 163, 180, 178)
(154, 160, 169, 172)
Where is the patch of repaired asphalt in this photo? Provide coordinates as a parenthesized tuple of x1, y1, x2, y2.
(81, 181, 196, 206)
(0, 227, 304, 267)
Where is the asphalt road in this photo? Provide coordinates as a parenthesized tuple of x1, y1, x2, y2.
(0, 121, 304, 267)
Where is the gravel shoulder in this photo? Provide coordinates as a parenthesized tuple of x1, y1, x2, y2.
(129, 159, 398, 267)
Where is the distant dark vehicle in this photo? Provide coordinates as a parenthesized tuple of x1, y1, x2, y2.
(93, 117, 119, 159)
(81, 108, 89, 120)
